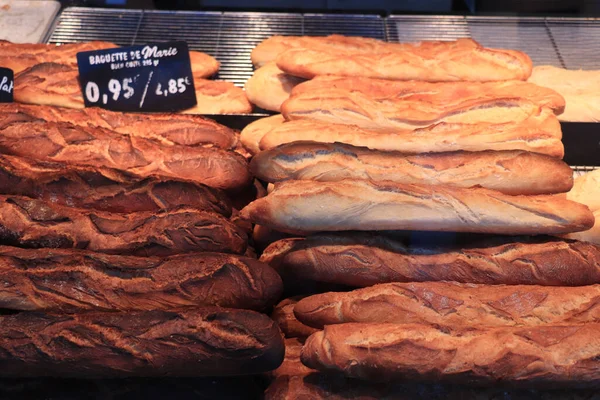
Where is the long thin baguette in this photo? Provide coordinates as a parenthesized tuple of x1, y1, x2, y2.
(277, 38, 533, 82)
(0, 307, 284, 377)
(0, 247, 282, 312)
(0, 103, 240, 149)
(241, 180, 594, 235)
(302, 323, 600, 387)
(245, 62, 304, 112)
(13, 63, 249, 114)
(0, 155, 233, 215)
(252, 143, 572, 195)
(0, 195, 247, 256)
(271, 296, 319, 338)
(268, 338, 316, 381)
(259, 234, 600, 287)
(282, 76, 565, 129)
(294, 282, 600, 329)
(259, 108, 564, 158)
(0, 115, 250, 190)
(240, 114, 285, 154)
(564, 209, 600, 245)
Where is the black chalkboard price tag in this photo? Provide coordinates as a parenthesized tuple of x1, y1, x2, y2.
(76, 41, 197, 112)
(0, 68, 13, 103)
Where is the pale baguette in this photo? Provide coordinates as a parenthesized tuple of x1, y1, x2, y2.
(567, 168, 600, 212)
(251, 143, 573, 195)
(240, 180, 594, 235)
(294, 282, 600, 329)
(302, 323, 600, 387)
(564, 209, 600, 245)
(277, 38, 532, 82)
(245, 63, 304, 112)
(282, 76, 565, 129)
(240, 114, 285, 154)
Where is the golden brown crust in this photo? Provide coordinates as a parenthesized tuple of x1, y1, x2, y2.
(245, 63, 305, 111)
(251, 143, 573, 195)
(271, 297, 320, 338)
(277, 38, 533, 82)
(302, 322, 600, 387)
(294, 282, 600, 329)
(240, 180, 594, 235)
(182, 79, 252, 114)
(267, 338, 316, 381)
(564, 209, 600, 245)
(282, 77, 565, 128)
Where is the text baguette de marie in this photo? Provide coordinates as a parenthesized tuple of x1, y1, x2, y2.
(88, 45, 179, 66)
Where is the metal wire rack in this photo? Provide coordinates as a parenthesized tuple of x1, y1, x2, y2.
(572, 165, 599, 178)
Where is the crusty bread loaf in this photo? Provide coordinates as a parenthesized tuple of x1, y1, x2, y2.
(0, 114, 250, 190)
(14, 63, 249, 114)
(241, 180, 594, 235)
(564, 209, 600, 245)
(271, 297, 320, 338)
(0, 246, 282, 312)
(0, 307, 284, 377)
(277, 38, 532, 82)
(245, 63, 304, 112)
(294, 281, 600, 329)
(282, 76, 565, 129)
(268, 338, 315, 381)
(302, 322, 600, 387)
(0, 40, 219, 77)
(567, 169, 600, 212)
(240, 114, 285, 154)
(252, 143, 573, 195)
(259, 233, 600, 287)
(0, 103, 240, 149)
(259, 108, 564, 158)
(0, 195, 247, 256)
(528, 65, 600, 122)
(0, 154, 233, 215)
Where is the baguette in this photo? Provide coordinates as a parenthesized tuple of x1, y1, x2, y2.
(528, 65, 600, 122)
(271, 297, 319, 338)
(0, 195, 247, 256)
(294, 282, 600, 329)
(282, 76, 565, 129)
(564, 209, 600, 245)
(567, 168, 600, 212)
(240, 114, 285, 154)
(252, 143, 573, 195)
(277, 38, 532, 82)
(14, 63, 249, 114)
(0, 155, 233, 215)
(240, 180, 594, 235)
(259, 108, 564, 158)
(0, 103, 240, 149)
(0, 307, 284, 377)
(302, 322, 600, 387)
(0, 40, 219, 78)
(268, 338, 315, 381)
(245, 62, 304, 112)
(0, 246, 282, 312)
(259, 233, 600, 287)
(0, 115, 250, 190)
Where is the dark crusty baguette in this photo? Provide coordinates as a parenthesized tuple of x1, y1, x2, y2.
(0, 103, 240, 150)
(302, 322, 600, 387)
(294, 282, 600, 329)
(0, 154, 233, 216)
(240, 180, 594, 235)
(276, 37, 532, 82)
(0, 113, 250, 190)
(0, 195, 247, 256)
(271, 296, 320, 338)
(259, 233, 600, 287)
(265, 373, 600, 400)
(0, 307, 284, 378)
(0, 246, 281, 312)
(282, 76, 565, 129)
(252, 143, 573, 195)
(268, 338, 315, 381)
(259, 108, 564, 158)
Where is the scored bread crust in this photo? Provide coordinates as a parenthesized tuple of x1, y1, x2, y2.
(277, 38, 532, 82)
(245, 62, 305, 112)
(240, 179, 594, 235)
(302, 322, 600, 387)
(251, 143, 573, 195)
(282, 76, 565, 129)
(259, 108, 564, 158)
(294, 281, 600, 329)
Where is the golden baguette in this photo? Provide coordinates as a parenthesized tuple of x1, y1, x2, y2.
(241, 180, 593, 235)
(282, 76, 565, 129)
(251, 143, 573, 195)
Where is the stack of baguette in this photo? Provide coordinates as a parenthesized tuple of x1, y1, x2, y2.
(237, 35, 600, 394)
(0, 40, 252, 114)
(0, 102, 286, 378)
